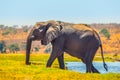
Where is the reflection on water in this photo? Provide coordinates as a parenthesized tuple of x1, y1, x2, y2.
(66, 62, 120, 73)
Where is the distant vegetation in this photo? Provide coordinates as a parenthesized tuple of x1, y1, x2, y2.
(8, 43, 20, 53)
(100, 28, 110, 39)
(0, 40, 6, 53)
(0, 22, 120, 79)
(0, 24, 32, 53)
(0, 22, 120, 55)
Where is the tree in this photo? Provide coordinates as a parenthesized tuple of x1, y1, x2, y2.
(2, 31, 10, 36)
(44, 47, 51, 53)
(0, 41, 6, 53)
(22, 25, 29, 32)
(100, 28, 111, 39)
(0, 25, 5, 30)
(34, 47, 39, 52)
(8, 43, 20, 53)
(2, 27, 17, 36)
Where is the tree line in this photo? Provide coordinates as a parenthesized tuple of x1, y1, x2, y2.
(0, 41, 20, 53)
(0, 22, 120, 54)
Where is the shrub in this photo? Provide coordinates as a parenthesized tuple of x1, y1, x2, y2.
(44, 47, 51, 53)
(2, 31, 10, 36)
(2, 27, 17, 36)
(100, 28, 110, 39)
(0, 41, 6, 53)
(8, 43, 20, 53)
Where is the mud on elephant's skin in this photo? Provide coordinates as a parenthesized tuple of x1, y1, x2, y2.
(26, 20, 108, 73)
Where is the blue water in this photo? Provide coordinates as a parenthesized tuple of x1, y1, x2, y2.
(66, 62, 120, 73)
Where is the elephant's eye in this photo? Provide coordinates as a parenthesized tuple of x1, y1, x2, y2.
(38, 29, 43, 32)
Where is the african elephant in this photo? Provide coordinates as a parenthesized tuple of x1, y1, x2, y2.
(26, 20, 108, 73)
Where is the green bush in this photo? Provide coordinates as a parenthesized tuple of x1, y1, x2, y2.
(100, 28, 110, 39)
(22, 25, 29, 32)
(2, 27, 17, 36)
(0, 41, 6, 53)
(2, 31, 10, 36)
(8, 43, 20, 53)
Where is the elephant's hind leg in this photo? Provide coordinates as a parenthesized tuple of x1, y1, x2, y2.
(81, 57, 92, 73)
(86, 58, 93, 73)
(83, 47, 99, 73)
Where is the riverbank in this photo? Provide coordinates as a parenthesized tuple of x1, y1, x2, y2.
(0, 53, 120, 80)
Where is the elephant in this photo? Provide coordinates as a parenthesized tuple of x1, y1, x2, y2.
(26, 20, 108, 73)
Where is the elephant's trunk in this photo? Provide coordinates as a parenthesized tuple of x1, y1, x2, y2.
(26, 37, 32, 65)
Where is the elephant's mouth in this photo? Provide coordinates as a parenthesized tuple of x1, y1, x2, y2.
(41, 39, 49, 45)
(41, 40, 43, 45)
(41, 40, 46, 45)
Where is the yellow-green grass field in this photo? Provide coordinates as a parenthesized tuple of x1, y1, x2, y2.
(0, 53, 120, 80)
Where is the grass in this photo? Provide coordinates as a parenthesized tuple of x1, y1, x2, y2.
(0, 53, 120, 80)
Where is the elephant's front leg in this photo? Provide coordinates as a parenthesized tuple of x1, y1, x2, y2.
(46, 47, 63, 68)
(57, 53, 65, 69)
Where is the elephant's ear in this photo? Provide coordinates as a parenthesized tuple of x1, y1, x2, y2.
(41, 24, 62, 45)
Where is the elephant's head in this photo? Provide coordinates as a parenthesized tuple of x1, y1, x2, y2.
(26, 20, 62, 65)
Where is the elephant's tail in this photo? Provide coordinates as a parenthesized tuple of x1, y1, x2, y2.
(88, 25, 108, 71)
(92, 29, 108, 71)
(100, 44, 108, 71)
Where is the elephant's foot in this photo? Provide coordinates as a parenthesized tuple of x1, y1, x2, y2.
(60, 66, 68, 70)
(46, 63, 52, 68)
(86, 71, 92, 73)
(92, 69, 100, 73)
(64, 66, 68, 70)
(26, 62, 31, 65)
(91, 66, 100, 73)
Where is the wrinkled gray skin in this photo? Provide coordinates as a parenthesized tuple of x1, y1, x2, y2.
(26, 21, 108, 73)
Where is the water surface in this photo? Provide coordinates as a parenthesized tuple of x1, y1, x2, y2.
(66, 62, 120, 73)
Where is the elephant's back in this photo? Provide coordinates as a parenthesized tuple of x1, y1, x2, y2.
(63, 29, 99, 54)
(71, 24, 93, 31)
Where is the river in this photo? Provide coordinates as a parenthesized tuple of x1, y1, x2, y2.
(66, 62, 120, 73)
